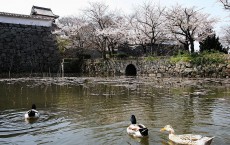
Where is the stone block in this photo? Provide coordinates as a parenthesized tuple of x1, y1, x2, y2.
(156, 73, 162, 78)
(227, 64, 230, 69)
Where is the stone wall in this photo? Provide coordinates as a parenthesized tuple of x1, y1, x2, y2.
(0, 22, 60, 74)
(82, 58, 230, 78)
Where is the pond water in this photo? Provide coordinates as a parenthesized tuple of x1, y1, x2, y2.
(0, 77, 229, 145)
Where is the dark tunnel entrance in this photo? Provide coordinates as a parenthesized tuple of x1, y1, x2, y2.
(125, 64, 137, 76)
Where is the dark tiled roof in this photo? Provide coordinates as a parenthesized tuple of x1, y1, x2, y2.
(31, 6, 59, 19)
(0, 11, 53, 20)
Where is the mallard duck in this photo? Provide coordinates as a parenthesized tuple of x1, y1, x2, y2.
(25, 104, 40, 121)
(127, 115, 148, 137)
(160, 125, 214, 145)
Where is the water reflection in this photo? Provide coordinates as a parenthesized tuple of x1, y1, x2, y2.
(0, 77, 229, 145)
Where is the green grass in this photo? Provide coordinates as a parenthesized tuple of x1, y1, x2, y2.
(145, 56, 160, 61)
(170, 51, 227, 65)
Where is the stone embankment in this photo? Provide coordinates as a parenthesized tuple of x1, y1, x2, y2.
(0, 22, 60, 74)
(83, 58, 230, 78)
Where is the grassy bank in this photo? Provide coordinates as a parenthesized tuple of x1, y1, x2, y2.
(170, 51, 229, 65)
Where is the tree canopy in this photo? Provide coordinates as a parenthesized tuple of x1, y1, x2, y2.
(55, 2, 219, 59)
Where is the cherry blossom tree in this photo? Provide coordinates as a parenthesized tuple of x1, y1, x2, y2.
(55, 1, 220, 58)
(129, 2, 167, 55)
(220, 26, 230, 48)
(55, 16, 95, 58)
(94, 14, 131, 57)
(83, 1, 117, 58)
(56, 16, 86, 47)
(165, 5, 216, 53)
(218, 1, 230, 52)
(56, 1, 130, 59)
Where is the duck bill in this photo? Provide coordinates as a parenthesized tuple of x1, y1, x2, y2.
(160, 128, 166, 132)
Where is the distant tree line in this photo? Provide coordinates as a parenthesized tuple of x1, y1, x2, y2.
(54, 1, 228, 59)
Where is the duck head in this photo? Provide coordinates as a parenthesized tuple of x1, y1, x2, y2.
(32, 104, 36, 109)
(160, 125, 175, 134)
(130, 115, 137, 124)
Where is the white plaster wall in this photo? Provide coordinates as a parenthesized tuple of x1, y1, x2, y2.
(0, 16, 52, 27)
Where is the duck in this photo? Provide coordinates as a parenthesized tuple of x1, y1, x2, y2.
(127, 115, 148, 138)
(25, 104, 40, 121)
(160, 125, 214, 145)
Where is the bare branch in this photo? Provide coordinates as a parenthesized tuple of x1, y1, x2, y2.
(219, 0, 230, 9)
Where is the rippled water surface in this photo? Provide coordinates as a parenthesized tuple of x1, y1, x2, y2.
(0, 77, 229, 145)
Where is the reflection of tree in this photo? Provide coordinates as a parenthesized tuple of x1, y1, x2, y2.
(196, 95, 215, 121)
(151, 87, 200, 133)
(180, 94, 196, 133)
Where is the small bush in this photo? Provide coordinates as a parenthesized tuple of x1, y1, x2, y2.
(170, 51, 227, 65)
(145, 56, 160, 61)
(192, 51, 226, 65)
(112, 53, 129, 58)
(170, 51, 192, 63)
(170, 55, 191, 63)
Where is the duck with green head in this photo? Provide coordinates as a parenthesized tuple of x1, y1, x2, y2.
(127, 115, 148, 138)
(25, 104, 40, 122)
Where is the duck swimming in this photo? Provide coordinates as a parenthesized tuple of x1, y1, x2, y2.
(160, 125, 214, 145)
(127, 115, 148, 138)
(25, 104, 40, 121)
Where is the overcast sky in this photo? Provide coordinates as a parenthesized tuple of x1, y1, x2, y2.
(0, 0, 229, 34)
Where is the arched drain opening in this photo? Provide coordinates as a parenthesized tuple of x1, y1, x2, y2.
(125, 64, 137, 76)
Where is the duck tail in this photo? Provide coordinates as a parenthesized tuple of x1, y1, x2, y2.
(198, 136, 214, 145)
(139, 128, 148, 136)
(204, 137, 214, 145)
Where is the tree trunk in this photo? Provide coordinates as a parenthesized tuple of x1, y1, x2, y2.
(140, 44, 146, 54)
(183, 42, 189, 52)
(190, 39, 194, 53)
(108, 45, 111, 58)
(102, 51, 106, 59)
